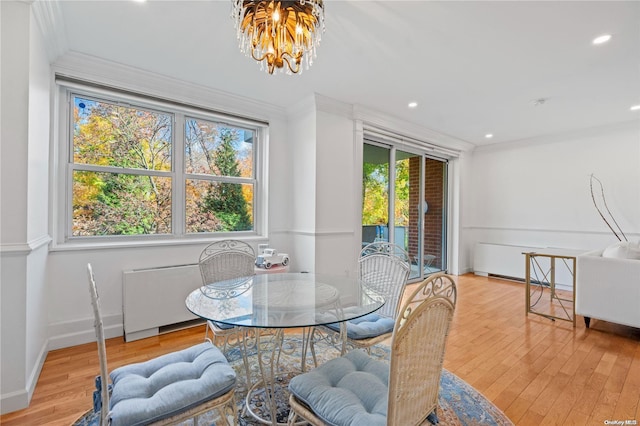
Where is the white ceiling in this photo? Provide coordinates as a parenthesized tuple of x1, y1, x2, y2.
(47, 0, 640, 146)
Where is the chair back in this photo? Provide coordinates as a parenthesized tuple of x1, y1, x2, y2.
(359, 242, 410, 319)
(360, 241, 411, 263)
(199, 240, 255, 284)
(87, 263, 110, 426)
(387, 273, 457, 426)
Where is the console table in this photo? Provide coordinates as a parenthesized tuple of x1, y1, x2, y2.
(523, 248, 584, 327)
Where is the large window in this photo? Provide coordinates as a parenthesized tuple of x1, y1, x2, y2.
(60, 85, 264, 243)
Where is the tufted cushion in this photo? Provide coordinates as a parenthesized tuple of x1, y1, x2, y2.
(324, 312, 394, 340)
(108, 342, 236, 426)
(288, 350, 389, 426)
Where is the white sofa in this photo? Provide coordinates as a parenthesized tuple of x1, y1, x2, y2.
(576, 249, 640, 329)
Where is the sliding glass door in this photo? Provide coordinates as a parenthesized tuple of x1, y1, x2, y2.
(362, 142, 447, 280)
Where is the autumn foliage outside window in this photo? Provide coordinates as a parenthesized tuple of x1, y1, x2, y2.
(184, 117, 254, 233)
(71, 95, 256, 237)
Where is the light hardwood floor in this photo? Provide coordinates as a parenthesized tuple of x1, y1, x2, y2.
(2, 273, 639, 426)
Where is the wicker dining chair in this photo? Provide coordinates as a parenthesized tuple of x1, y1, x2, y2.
(288, 273, 457, 426)
(312, 242, 411, 357)
(199, 240, 256, 383)
(87, 264, 237, 426)
(199, 240, 256, 353)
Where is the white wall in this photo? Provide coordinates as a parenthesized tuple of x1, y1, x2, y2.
(0, 1, 51, 413)
(27, 8, 50, 243)
(1, 1, 29, 245)
(314, 104, 360, 277)
(264, 110, 292, 258)
(286, 95, 317, 272)
(25, 5, 51, 406)
(464, 121, 640, 273)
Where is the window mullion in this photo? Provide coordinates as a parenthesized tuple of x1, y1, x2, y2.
(174, 113, 186, 236)
(72, 163, 172, 177)
(184, 174, 255, 185)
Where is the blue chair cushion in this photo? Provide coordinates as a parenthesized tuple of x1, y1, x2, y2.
(289, 350, 389, 426)
(324, 313, 394, 340)
(108, 342, 236, 426)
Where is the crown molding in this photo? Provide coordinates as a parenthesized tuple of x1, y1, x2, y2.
(285, 93, 354, 122)
(314, 93, 354, 118)
(474, 119, 640, 154)
(31, 0, 68, 62)
(286, 94, 317, 122)
(352, 104, 475, 153)
(52, 51, 287, 122)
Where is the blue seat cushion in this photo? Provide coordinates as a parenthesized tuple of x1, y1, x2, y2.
(324, 313, 394, 340)
(289, 350, 389, 426)
(108, 341, 236, 426)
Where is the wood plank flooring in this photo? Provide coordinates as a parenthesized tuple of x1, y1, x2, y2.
(2, 273, 639, 425)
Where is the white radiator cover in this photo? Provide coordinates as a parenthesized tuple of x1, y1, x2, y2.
(473, 242, 574, 290)
(123, 264, 202, 342)
(473, 242, 539, 280)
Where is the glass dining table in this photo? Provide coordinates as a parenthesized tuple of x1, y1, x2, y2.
(185, 272, 385, 425)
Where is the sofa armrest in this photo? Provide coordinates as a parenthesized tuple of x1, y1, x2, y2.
(576, 253, 640, 328)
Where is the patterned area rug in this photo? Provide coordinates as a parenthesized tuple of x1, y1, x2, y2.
(74, 335, 513, 426)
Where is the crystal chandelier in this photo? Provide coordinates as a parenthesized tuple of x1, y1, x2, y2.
(231, 0, 325, 75)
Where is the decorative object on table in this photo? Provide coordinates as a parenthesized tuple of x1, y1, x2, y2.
(288, 272, 458, 425)
(311, 241, 411, 358)
(85, 264, 237, 426)
(199, 239, 256, 383)
(231, 0, 325, 75)
(590, 174, 628, 242)
(255, 247, 290, 269)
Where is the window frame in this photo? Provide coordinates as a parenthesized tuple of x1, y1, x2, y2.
(52, 80, 268, 249)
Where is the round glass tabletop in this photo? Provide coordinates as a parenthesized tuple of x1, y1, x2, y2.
(185, 272, 385, 329)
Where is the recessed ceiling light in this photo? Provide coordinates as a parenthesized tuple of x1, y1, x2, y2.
(592, 34, 612, 45)
(531, 98, 548, 107)
(631, 105, 640, 111)
(408, 102, 418, 108)
(485, 134, 493, 139)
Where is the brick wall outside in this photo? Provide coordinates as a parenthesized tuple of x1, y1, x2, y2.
(408, 157, 444, 270)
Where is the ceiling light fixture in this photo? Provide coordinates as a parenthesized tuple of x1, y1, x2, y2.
(630, 105, 640, 111)
(592, 34, 612, 45)
(485, 134, 493, 139)
(408, 102, 418, 108)
(232, 0, 325, 75)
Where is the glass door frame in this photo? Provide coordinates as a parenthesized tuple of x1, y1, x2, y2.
(362, 139, 449, 282)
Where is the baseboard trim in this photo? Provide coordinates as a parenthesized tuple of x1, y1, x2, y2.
(0, 339, 49, 414)
(48, 313, 122, 351)
(0, 389, 29, 415)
